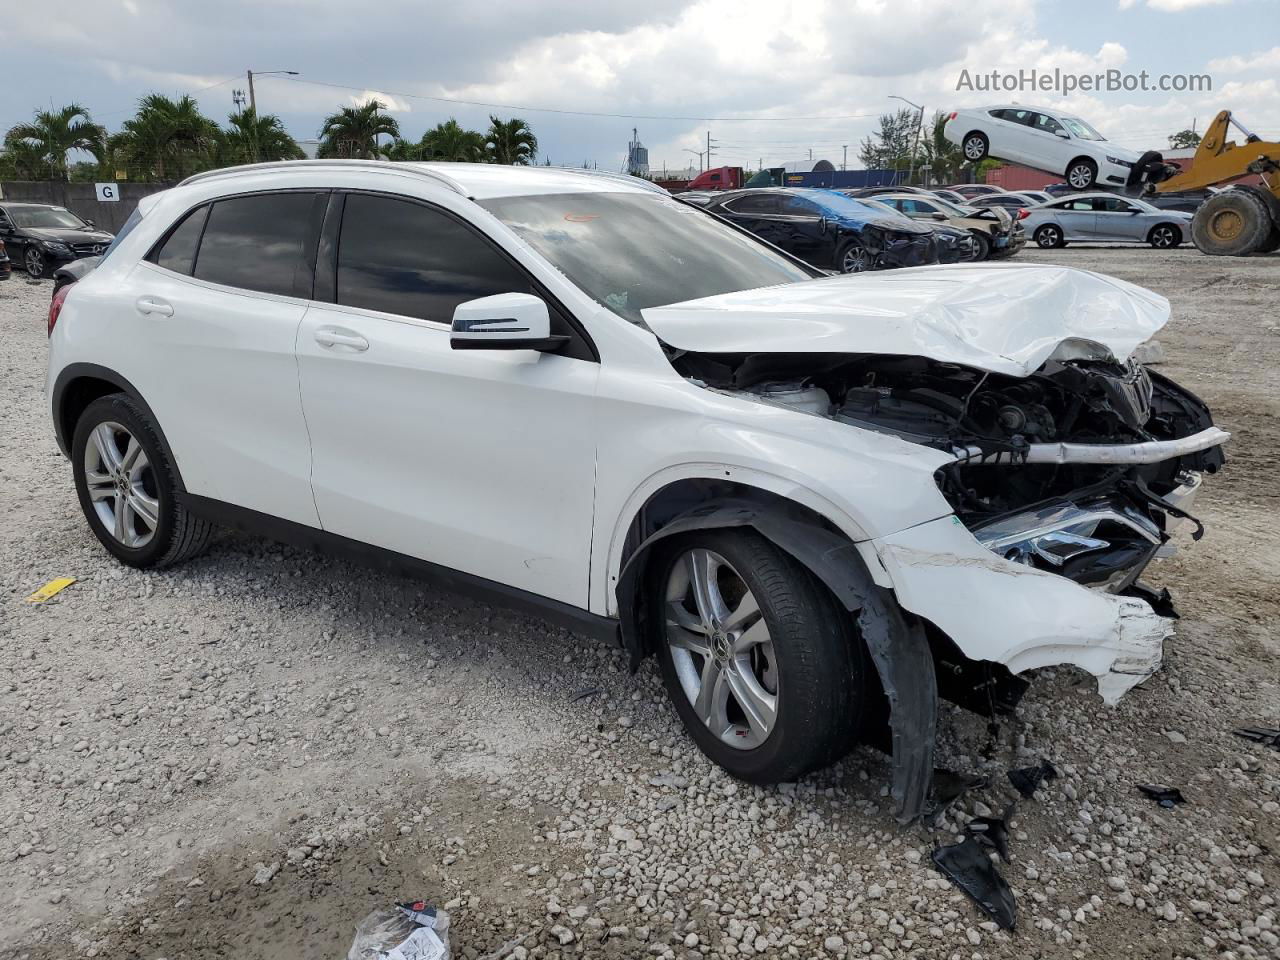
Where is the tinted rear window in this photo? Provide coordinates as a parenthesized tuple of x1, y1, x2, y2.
(193, 193, 321, 296)
(152, 205, 208, 275)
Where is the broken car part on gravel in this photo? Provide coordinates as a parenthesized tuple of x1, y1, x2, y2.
(1137, 784, 1187, 807)
(931, 835, 1018, 931)
(1232, 725, 1280, 750)
(1008, 760, 1059, 799)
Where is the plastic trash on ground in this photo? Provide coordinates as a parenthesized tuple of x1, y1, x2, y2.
(346, 901, 451, 960)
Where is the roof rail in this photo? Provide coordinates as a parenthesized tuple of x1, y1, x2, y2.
(177, 159, 467, 195)
(550, 167, 670, 196)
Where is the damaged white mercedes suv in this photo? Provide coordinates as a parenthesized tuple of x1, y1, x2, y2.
(47, 162, 1227, 821)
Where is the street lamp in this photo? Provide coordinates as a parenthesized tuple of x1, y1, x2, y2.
(246, 69, 299, 115)
(890, 94, 925, 187)
(683, 147, 705, 173)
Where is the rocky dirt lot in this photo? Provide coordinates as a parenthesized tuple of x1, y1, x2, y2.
(2, 246, 1278, 960)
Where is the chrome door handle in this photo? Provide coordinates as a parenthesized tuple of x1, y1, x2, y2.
(135, 296, 174, 317)
(314, 327, 369, 352)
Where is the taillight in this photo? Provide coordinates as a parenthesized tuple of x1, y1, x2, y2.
(947, 111, 957, 122)
(48, 283, 71, 337)
(1016, 209, 1030, 219)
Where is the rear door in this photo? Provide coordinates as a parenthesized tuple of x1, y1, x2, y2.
(1048, 198, 1097, 239)
(127, 191, 325, 525)
(296, 191, 599, 606)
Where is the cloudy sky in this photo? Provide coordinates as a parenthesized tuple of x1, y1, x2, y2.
(3, 0, 1278, 173)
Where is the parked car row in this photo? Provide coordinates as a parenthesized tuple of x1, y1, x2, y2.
(0, 202, 116, 278)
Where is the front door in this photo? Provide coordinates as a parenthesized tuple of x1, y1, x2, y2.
(296, 192, 600, 607)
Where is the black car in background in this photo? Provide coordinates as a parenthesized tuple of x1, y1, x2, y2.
(0, 202, 115, 278)
(0, 240, 11, 281)
(703, 188, 939, 273)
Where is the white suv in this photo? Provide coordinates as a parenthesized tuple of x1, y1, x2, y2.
(46, 161, 1227, 821)
(944, 105, 1146, 190)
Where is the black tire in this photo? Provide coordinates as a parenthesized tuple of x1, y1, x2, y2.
(961, 131, 989, 162)
(71, 393, 216, 569)
(1147, 223, 1182, 249)
(970, 232, 991, 261)
(835, 238, 872, 273)
(24, 245, 47, 279)
(1258, 228, 1280, 254)
(1034, 224, 1065, 248)
(1191, 190, 1272, 256)
(650, 529, 879, 784)
(1065, 157, 1098, 190)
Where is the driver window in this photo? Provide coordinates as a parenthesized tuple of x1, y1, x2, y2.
(1032, 113, 1065, 136)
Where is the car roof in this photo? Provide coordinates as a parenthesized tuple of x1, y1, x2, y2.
(179, 159, 669, 200)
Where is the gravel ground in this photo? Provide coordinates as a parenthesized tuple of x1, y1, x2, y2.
(2, 246, 1278, 960)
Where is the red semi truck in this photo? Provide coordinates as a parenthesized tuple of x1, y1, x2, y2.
(684, 166, 745, 190)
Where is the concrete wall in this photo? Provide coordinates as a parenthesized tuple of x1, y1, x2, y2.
(0, 181, 172, 233)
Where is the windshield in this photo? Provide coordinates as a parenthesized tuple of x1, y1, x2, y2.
(7, 206, 89, 229)
(1060, 117, 1106, 141)
(858, 198, 913, 221)
(802, 191, 891, 221)
(479, 192, 814, 324)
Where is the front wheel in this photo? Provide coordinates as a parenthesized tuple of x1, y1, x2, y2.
(24, 246, 46, 279)
(1148, 223, 1181, 249)
(970, 232, 991, 261)
(1066, 158, 1098, 190)
(71, 393, 217, 568)
(836, 239, 872, 273)
(651, 530, 878, 784)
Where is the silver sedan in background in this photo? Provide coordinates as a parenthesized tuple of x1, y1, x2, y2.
(1022, 192, 1193, 249)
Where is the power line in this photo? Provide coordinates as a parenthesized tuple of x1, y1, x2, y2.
(273, 75, 883, 123)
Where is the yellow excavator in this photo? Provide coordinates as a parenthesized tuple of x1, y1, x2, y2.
(1143, 110, 1280, 256)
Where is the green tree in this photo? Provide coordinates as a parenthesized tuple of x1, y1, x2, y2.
(858, 108, 919, 172)
(113, 94, 220, 181)
(1168, 128, 1202, 150)
(420, 119, 487, 162)
(3, 104, 105, 180)
(485, 116, 537, 165)
(217, 109, 305, 166)
(317, 100, 400, 159)
(918, 111, 964, 185)
(381, 137, 423, 162)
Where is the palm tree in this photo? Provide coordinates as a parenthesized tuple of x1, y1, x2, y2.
(485, 116, 537, 165)
(4, 104, 105, 180)
(113, 94, 220, 181)
(420, 119, 487, 162)
(218, 109, 305, 166)
(317, 100, 400, 159)
(920, 111, 964, 186)
(381, 137, 423, 162)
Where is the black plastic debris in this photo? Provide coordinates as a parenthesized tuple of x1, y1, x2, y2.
(1233, 726, 1280, 750)
(570, 687, 602, 703)
(1008, 760, 1057, 798)
(931, 835, 1017, 930)
(928, 769, 989, 816)
(965, 804, 1015, 862)
(1137, 784, 1186, 808)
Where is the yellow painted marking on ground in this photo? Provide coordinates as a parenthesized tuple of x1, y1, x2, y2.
(25, 577, 77, 603)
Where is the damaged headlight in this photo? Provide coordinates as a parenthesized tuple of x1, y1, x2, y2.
(972, 499, 1163, 591)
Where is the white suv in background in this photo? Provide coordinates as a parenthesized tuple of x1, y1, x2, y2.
(46, 161, 1227, 822)
(944, 104, 1145, 189)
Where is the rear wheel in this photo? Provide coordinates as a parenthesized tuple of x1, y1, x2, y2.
(962, 132, 989, 162)
(1066, 158, 1098, 190)
(71, 393, 216, 568)
(1191, 190, 1272, 256)
(652, 530, 877, 784)
(1148, 223, 1181, 249)
(1034, 224, 1065, 248)
(970, 232, 991, 261)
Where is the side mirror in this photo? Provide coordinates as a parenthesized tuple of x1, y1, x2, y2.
(931, 212, 947, 220)
(1054, 130, 1070, 139)
(85, 219, 96, 227)
(450, 292, 569, 352)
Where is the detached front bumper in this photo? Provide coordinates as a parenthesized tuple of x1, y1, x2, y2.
(873, 510, 1176, 705)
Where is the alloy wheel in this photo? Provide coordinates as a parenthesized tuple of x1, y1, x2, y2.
(1068, 164, 1093, 189)
(963, 136, 985, 160)
(24, 247, 44, 278)
(1036, 226, 1061, 248)
(83, 421, 160, 548)
(841, 244, 870, 273)
(664, 549, 778, 750)
(1152, 226, 1176, 248)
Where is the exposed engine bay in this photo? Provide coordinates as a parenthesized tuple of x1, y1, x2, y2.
(674, 349, 1226, 594)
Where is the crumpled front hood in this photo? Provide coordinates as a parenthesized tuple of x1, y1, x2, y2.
(642, 263, 1169, 377)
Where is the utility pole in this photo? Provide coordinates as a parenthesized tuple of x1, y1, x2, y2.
(246, 69, 299, 117)
(890, 95, 925, 186)
(842, 144, 848, 171)
(683, 148, 704, 172)
(705, 130, 717, 170)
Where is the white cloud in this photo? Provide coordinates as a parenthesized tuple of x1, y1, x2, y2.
(1121, 0, 1232, 9)
(1208, 45, 1280, 73)
(349, 90, 412, 113)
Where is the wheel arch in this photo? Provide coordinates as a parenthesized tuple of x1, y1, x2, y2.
(52, 363, 186, 491)
(609, 477, 939, 824)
